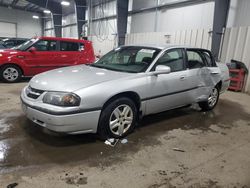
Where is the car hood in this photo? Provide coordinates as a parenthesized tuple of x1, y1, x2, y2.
(29, 65, 133, 92)
(0, 49, 19, 55)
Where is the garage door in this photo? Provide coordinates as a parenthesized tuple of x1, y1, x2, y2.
(0, 21, 16, 37)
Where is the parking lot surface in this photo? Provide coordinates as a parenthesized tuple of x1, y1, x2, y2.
(0, 82, 250, 188)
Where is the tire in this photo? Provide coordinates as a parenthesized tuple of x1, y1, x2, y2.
(0, 64, 22, 83)
(198, 86, 220, 111)
(98, 97, 138, 140)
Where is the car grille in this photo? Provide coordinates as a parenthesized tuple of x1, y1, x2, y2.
(26, 86, 44, 99)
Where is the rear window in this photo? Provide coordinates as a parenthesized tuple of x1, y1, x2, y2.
(60, 41, 79, 51)
(187, 50, 206, 69)
(201, 51, 214, 67)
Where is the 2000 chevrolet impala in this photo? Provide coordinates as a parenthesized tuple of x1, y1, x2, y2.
(21, 45, 230, 139)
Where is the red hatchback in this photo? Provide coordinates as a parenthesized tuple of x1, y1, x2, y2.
(0, 37, 95, 82)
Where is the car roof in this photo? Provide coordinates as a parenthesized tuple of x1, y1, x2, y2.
(122, 44, 207, 51)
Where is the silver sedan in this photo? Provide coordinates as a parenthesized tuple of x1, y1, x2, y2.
(21, 45, 230, 139)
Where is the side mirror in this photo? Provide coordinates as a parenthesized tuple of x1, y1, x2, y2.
(154, 65, 171, 75)
(28, 47, 37, 53)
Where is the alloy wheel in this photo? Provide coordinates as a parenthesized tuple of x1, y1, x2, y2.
(109, 104, 134, 136)
(208, 88, 218, 108)
(3, 67, 19, 82)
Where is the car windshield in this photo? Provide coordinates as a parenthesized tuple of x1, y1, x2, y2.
(12, 38, 37, 51)
(0, 41, 5, 47)
(91, 46, 161, 73)
(0, 43, 5, 49)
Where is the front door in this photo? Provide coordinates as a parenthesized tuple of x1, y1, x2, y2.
(145, 48, 192, 115)
(24, 39, 58, 75)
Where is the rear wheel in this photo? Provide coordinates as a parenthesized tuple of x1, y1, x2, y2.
(98, 97, 138, 140)
(0, 64, 22, 83)
(198, 86, 219, 111)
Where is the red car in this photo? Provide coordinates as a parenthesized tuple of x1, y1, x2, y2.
(0, 37, 95, 83)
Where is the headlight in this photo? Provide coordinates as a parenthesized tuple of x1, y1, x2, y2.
(0, 54, 2, 57)
(43, 92, 81, 107)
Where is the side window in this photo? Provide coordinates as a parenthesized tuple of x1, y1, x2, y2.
(48, 41, 57, 51)
(60, 41, 79, 51)
(187, 50, 205, 69)
(153, 49, 184, 72)
(79, 43, 85, 51)
(33, 40, 57, 51)
(201, 51, 213, 67)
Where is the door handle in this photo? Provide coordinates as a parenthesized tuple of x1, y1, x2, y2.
(17, 55, 25, 59)
(180, 76, 186, 80)
(210, 71, 219, 75)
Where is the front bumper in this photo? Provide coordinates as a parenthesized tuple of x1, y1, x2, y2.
(21, 88, 101, 134)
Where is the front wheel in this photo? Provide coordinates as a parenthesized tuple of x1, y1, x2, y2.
(0, 64, 22, 83)
(198, 87, 220, 111)
(98, 97, 138, 140)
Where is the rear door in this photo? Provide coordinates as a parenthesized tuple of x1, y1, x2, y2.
(184, 49, 220, 102)
(56, 41, 82, 66)
(200, 50, 222, 89)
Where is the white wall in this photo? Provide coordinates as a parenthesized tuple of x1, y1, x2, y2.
(90, 0, 117, 36)
(62, 14, 78, 38)
(91, 18, 117, 36)
(132, 0, 157, 10)
(227, 0, 250, 28)
(87, 0, 117, 55)
(44, 13, 78, 38)
(157, 2, 214, 32)
(0, 22, 16, 37)
(62, 25, 78, 38)
(44, 19, 54, 37)
(130, 1, 215, 33)
(130, 11, 157, 33)
(0, 6, 42, 38)
(126, 29, 212, 49)
(90, 35, 117, 55)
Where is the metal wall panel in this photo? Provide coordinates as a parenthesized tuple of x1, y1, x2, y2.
(227, 0, 250, 28)
(0, 6, 42, 38)
(89, 35, 117, 55)
(0, 21, 16, 37)
(125, 28, 212, 49)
